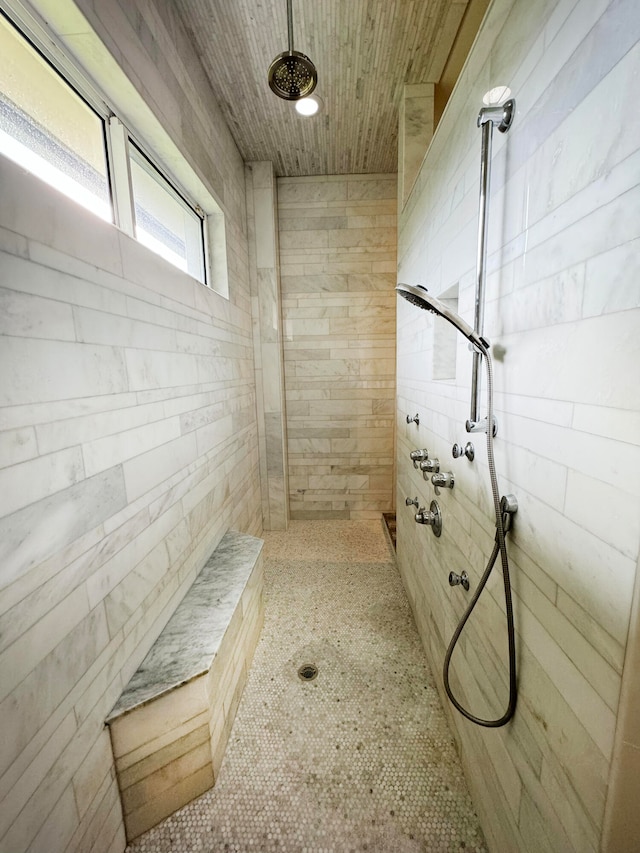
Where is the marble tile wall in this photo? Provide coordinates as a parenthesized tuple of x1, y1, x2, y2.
(601, 546, 640, 852)
(398, 83, 435, 210)
(0, 1, 261, 851)
(245, 163, 289, 530)
(396, 0, 640, 851)
(278, 174, 397, 520)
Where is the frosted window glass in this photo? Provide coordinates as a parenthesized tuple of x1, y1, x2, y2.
(129, 144, 206, 284)
(0, 13, 111, 221)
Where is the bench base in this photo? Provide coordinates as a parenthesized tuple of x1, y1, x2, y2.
(106, 531, 264, 841)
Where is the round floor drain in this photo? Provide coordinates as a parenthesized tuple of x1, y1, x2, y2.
(297, 663, 318, 681)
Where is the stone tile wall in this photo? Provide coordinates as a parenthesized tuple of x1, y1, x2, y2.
(278, 174, 397, 520)
(396, 0, 640, 850)
(0, 1, 260, 851)
(398, 83, 435, 210)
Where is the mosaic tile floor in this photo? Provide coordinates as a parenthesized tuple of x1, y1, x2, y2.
(127, 520, 487, 853)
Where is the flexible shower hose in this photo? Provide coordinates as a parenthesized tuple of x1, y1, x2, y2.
(442, 346, 517, 727)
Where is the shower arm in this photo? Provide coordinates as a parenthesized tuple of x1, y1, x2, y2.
(466, 99, 515, 435)
(286, 0, 294, 53)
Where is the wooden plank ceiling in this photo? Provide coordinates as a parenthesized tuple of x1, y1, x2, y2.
(172, 0, 478, 177)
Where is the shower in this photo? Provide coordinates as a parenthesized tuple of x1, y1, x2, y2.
(395, 283, 488, 351)
(268, 0, 317, 101)
(396, 94, 518, 727)
(397, 281, 517, 726)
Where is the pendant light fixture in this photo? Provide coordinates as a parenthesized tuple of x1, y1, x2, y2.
(268, 0, 317, 101)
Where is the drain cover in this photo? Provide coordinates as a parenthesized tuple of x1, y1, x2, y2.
(297, 663, 318, 681)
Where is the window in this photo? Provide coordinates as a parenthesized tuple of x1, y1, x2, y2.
(0, 11, 110, 221)
(129, 143, 206, 284)
(0, 7, 215, 288)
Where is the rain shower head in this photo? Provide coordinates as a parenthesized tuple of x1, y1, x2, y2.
(268, 51, 317, 100)
(396, 283, 488, 351)
(268, 0, 317, 100)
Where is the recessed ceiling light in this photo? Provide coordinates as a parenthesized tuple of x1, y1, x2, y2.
(295, 94, 323, 116)
(482, 86, 512, 106)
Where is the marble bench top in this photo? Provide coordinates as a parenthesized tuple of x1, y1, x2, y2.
(107, 529, 263, 721)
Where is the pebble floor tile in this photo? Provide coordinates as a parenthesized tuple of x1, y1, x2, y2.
(126, 520, 487, 853)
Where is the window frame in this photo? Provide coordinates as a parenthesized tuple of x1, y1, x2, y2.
(0, 7, 113, 220)
(128, 139, 208, 285)
(0, 1, 214, 290)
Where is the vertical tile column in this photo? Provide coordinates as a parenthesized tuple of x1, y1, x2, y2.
(278, 174, 397, 520)
(246, 162, 289, 530)
(398, 83, 435, 210)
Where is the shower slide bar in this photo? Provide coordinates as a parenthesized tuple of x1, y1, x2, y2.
(466, 98, 515, 435)
(396, 96, 519, 729)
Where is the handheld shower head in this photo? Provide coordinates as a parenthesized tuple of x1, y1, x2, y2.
(396, 283, 488, 351)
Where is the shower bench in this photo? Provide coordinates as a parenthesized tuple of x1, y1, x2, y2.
(106, 529, 264, 841)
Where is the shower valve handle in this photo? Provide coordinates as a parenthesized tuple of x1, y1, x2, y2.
(405, 496, 420, 509)
(409, 448, 429, 468)
(415, 507, 432, 524)
(406, 413, 420, 426)
(414, 500, 442, 537)
(419, 457, 440, 476)
(432, 472, 454, 495)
